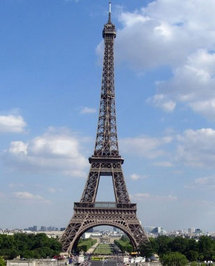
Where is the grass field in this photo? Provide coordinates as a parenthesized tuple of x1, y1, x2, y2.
(93, 244, 112, 255)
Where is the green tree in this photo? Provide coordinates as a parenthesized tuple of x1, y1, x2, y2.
(186, 250, 198, 262)
(120, 235, 129, 242)
(187, 239, 198, 252)
(0, 235, 16, 250)
(0, 257, 6, 266)
(171, 237, 188, 254)
(0, 233, 62, 259)
(198, 236, 214, 260)
(32, 234, 49, 249)
(114, 237, 133, 253)
(139, 241, 153, 258)
(155, 236, 172, 255)
(160, 252, 188, 266)
(150, 237, 159, 254)
(190, 262, 198, 266)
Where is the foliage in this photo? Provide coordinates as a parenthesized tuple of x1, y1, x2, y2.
(190, 262, 198, 266)
(0, 257, 6, 266)
(139, 241, 153, 258)
(151, 236, 172, 255)
(198, 236, 215, 261)
(160, 252, 188, 266)
(0, 233, 62, 259)
(120, 235, 130, 242)
(149, 235, 215, 262)
(186, 250, 198, 262)
(77, 238, 96, 252)
(114, 235, 133, 253)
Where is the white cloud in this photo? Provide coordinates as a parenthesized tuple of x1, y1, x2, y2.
(116, 0, 215, 69)
(117, 127, 215, 170)
(176, 128, 215, 167)
(48, 187, 63, 193)
(186, 176, 215, 190)
(48, 188, 57, 193)
(3, 130, 88, 177)
(131, 193, 177, 201)
(120, 128, 215, 169)
(153, 161, 173, 167)
(14, 192, 49, 203)
(9, 183, 24, 188)
(0, 114, 26, 133)
(112, 0, 215, 120)
(130, 173, 148, 181)
(148, 94, 176, 112)
(132, 193, 151, 199)
(120, 135, 172, 159)
(196, 177, 211, 185)
(194, 176, 215, 190)
(80, 107, 96, 114)
(154, 50, 215, 119)
(9, 141, 28, 155)
(130, 174, 140, 180)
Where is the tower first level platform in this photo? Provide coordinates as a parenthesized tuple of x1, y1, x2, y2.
(61, 202, 148, 253)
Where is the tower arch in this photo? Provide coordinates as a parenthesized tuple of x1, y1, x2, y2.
(70, 222, 137, 253)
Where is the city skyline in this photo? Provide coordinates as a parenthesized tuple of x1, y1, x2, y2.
(0, 0, 215, 232)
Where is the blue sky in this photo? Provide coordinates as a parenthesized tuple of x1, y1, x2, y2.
(1, 0, 215, 232)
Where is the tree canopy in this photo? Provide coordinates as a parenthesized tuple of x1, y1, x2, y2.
(0, 233, 62, 259)
(160, 252, 188, 266)
(149, 235, 215, 262)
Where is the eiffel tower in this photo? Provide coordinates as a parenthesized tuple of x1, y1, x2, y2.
(61, 2, 148, 254)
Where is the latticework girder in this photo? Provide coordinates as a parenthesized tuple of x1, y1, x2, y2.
(94, 17, 118, 157)
(80, 159, 130, 204)
(61, 4, 148, 253)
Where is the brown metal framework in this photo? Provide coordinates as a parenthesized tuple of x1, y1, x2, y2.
(61, 4, 148, 254)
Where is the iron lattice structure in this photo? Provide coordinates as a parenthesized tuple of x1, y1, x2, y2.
(61, 4, 148, 254)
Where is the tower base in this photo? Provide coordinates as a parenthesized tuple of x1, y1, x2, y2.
(61, 202, 148, 253)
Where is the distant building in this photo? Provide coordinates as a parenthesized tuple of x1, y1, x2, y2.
(83, 232, 102, 239)
(144, 226, 156, 233)
(188, 228, 195, 234)
(28, 226, 37, 232)
(151, 227, 167, 235)
(195, 228, 202, 234)
(47, 226, 58, 231)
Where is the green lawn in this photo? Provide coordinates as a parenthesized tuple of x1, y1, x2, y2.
(93, 244, 112, 255)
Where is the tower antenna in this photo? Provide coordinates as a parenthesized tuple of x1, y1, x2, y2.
(108, 1, 112, 23)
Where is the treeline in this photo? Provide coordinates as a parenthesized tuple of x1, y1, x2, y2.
(0, 233, 62, 259)
(114, 235, 132, 253)
(115, 235, 215, 263)
(140, 235, 215, 262)
(77, 238, 96, 252)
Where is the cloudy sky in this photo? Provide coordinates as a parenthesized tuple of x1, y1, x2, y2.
(1, 0, 215, 232)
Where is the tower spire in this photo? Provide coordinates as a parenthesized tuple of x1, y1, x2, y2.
(95, 1, 117, 157)
(108, 1, 112, 23)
